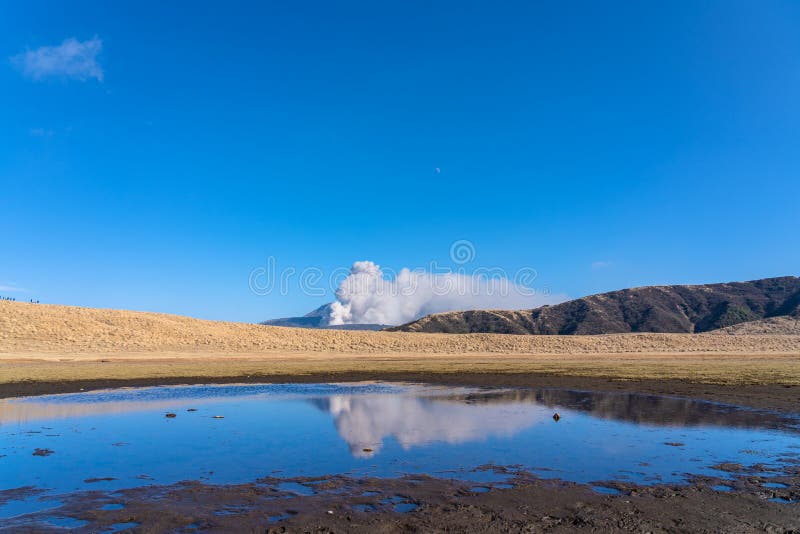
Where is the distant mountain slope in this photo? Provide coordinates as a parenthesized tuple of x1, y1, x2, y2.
(260, 304, 389, 331)
(388, 276, 800, 335)
(260, 304, 331, 328)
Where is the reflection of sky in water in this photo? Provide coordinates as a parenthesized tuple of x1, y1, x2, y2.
(1, 383, 799, 518)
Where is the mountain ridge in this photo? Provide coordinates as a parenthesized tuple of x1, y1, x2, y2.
(260, 304, 390, 331)
(387, 276, 800, 335)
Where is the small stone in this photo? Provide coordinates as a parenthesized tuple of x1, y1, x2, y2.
(362, 448, 373, 453)
(213, 415, 225, 419)
(327, 510, 334, 515)
(165, 413, 177, 418)
(553, 413, 561, 422)
(187, 408, 198, 412)
(33, 448, 54, 457)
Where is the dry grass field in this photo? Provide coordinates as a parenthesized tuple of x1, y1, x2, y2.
(1, 300, 799, 388)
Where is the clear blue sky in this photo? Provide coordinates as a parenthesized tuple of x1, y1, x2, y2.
(2, 1, 799, 322)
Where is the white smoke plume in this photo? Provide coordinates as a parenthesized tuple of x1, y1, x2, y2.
(327, 260, 560, 326)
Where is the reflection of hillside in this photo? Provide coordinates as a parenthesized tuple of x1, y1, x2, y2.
(437, 389, 799, 432)
(0, 398, 197, 425)
(0, 383, 397, 426)
(311, 395, 549, 457)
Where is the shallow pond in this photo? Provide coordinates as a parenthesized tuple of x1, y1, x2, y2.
(1, 382, 799, 519)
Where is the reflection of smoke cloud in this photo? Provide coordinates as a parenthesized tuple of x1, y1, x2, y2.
(327, 261, 558, 326)
(319, 394, 549, 457)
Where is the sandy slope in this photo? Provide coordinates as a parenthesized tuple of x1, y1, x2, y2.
(2, 301, 799, 359)
(708, 316, 800, 335)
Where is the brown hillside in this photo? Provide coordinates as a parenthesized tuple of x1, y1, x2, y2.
(389, 276, 800, 335)
(1, 300, 798, 357)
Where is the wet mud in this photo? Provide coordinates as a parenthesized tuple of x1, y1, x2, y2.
(2, 464, 799, 533)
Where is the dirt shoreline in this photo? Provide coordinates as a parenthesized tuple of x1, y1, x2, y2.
(1, 371, 799, 413)
(2, 299, 798, 409)
(5, 464, 799, 532)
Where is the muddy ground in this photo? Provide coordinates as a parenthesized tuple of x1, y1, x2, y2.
(2, 463, 799, 533)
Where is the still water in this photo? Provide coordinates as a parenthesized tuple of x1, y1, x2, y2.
(1, 382, 798, 518)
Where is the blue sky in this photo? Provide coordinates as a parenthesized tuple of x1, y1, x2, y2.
(2, 1, 799, 322)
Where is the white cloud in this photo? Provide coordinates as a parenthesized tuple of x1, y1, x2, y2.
(591, 260, 612, 269)
(11, 37, 103, 82)
(29, 128, 54, 137)
(0, 284, 26, 292)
